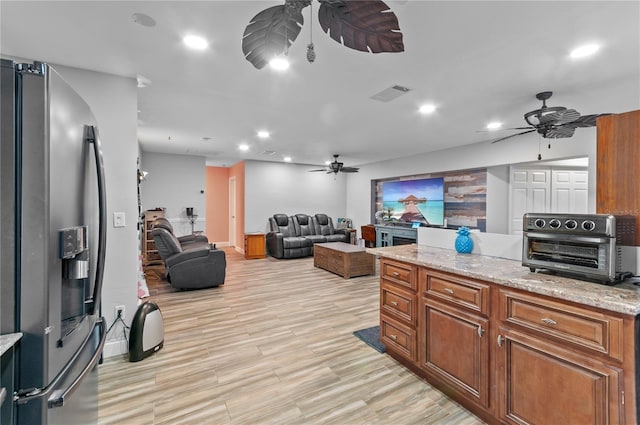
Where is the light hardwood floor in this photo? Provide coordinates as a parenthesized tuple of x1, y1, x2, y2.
(98, 248, 485, 425)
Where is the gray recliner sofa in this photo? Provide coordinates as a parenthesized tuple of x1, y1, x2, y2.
(152, 217, 209, 249)
(266, 213, 348, 259)
(151, 227, 226, 289)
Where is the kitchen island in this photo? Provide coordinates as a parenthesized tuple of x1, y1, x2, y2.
(368, 244, 640, 425)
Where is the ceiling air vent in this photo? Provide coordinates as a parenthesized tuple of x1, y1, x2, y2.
(262, 150, 276, 156)
(370, 85, 411, 102)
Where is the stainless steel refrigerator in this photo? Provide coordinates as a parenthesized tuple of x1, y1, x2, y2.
(0, 59, 107, 425)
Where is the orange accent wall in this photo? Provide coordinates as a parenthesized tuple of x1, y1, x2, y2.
(229, 161, 245, 248)
(205, 166, 230, 242)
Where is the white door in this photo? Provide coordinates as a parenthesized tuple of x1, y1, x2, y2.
(551, 169, 589, 213)
(229, 177, 236, 247)
(509, 168, 551, 235)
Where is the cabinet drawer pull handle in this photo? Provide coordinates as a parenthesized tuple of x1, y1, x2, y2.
(444, 288, 454, 295)
(497, 335, 504, 347)
(477, 325, 484, 337)
(390, 334, 398, 341)
(541, 318, 557, 326)
(392, 271, 400, 277)
(390, 301, 398, 306)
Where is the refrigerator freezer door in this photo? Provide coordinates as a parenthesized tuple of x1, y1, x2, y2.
(18, 63, 99, 389)
(1, 59, 17, 335)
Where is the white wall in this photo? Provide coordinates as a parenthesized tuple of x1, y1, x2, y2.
(53, 64, 139, 358)
(140, 152, 206, 236)
(345, 130, 597, 232)
(244, 160, 347, 233)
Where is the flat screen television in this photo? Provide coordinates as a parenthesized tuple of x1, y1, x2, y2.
(381, 177, 445, 226)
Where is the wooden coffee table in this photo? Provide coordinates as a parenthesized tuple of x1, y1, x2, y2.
(313, 242, 376, 278)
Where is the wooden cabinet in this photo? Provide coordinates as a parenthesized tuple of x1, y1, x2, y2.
(496, 327, 623, 425)
(596, 110, 640, 245)
(244, 233, 266, 259)
(377, 257, 637, 425)
(379, 258, 418, 361)
(142, 209, 164, 265)
(419, 270, 491, 409)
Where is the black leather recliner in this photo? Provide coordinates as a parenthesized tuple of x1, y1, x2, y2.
(151, 227, 226, 289)
(293, 214, 327, 245)
(313, 213, 348, 243)
(152, 217, 209, 249)
(266, 214, 313, 259)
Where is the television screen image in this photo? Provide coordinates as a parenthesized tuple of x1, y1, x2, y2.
(381, 177, 444, 226)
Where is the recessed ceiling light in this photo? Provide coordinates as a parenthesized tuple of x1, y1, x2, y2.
(269, 57, 290, 71)
(570, 43, 600, 59)
(238, 144, 249, 151)
(257, 130, 270, 139)
(486, 122, 502, 130)
(183, 35, 208, 50)
(283, 156, 292, 162)
(324, 160, 331, 165)
(419, 104, 436, 114)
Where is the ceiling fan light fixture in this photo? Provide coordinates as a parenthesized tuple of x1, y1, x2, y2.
(183, 35, 208, 50)
(269, 57, 290, 71)
(570, 43, 600, 59)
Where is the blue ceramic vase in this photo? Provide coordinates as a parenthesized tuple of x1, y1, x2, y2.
(455, 227, 473, 254)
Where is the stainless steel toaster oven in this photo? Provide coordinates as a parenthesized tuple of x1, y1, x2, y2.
(522, 213, 636, 283)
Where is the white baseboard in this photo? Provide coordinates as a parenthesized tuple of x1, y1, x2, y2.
(103, 339, 128, 358)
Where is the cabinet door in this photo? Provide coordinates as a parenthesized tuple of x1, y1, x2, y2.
(420, 298, 490, 408)
(497, 327, 623, 425)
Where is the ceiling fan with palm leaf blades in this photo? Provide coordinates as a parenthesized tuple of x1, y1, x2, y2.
(309, 154, 360, 174)
(489, 91, 610, 144)
(242, 0, 404, 70)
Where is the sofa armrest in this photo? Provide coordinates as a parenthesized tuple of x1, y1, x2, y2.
(177, 234, 209, 244)
(266, 231, 284, 258)
(165, 246, 208, 268)
(167, 248, 226, 289)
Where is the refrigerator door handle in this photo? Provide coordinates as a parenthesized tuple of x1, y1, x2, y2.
(48, 317, 106, 408)
(85, 125, 107, 315)
(13, 318, 106, 406)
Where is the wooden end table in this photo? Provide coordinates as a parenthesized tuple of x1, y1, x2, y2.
(313, 242, 376, 278)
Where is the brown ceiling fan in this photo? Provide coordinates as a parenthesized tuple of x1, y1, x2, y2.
(490, 91, 610, 144)
(309, 154, 359, 174)
(242, 0, 404, 69)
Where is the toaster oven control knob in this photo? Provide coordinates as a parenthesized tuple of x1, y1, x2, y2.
(534, 218, 546, 228)
(565, 219, 578, 230)
(582, 220, 596, 231)
(549, 219, 561, 229)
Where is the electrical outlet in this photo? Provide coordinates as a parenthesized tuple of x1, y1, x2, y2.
(115, 305, 125, 320)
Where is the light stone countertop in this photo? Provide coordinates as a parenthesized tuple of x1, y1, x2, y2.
(367, 244, 640, 316)
(0, 333, 22, 356)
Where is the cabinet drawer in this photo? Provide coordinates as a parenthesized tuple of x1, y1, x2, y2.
(381, 259, 416, 291)
(380, 316, 416, 361)
(422, 270, 489, 315)
(381, 282, 417, 325)
(500, 290, 623, 360)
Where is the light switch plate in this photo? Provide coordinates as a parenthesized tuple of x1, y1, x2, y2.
(113, 212, 126, 228)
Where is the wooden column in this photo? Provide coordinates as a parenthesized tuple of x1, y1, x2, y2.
(596, 110, 640, 245)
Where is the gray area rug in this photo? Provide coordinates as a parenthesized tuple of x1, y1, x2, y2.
(353, 325, 385, 353)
